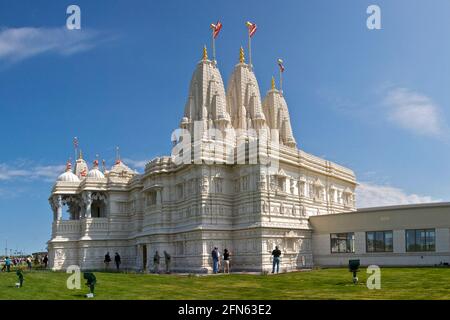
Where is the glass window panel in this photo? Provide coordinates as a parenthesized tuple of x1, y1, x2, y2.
(426, 229, 435, 251)
(331, 233, 354, 253)
(406, 229, 435, 252)
(375, 231, 384, 252)
(406, 230, 415, 252)
(384, 231, 393, 252)
(416, 230, 426, 251)
(366, 232, 375, 252)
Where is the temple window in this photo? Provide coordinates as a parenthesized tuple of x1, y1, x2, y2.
(241, 176, 249, 191)
(147, 191, 157, 206)
(176, 183, 184, 200)
(298, 179, 306, 196)
(277, 177, 286, 192)
(91, 200, 106, 218)
(343, 188, 353, 206)
(313, 179, 325, 202)
(214, 178, 223, 193)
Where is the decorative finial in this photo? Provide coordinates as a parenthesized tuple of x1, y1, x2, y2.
(115, 146, 121, 164)
(78, 149, 83, 160)
(66, 159, 72, 171)
(102, 159, 106, 172)
(271, 76, 276, 90)
(239, 46, 245, 63)
(203, 45, 208, 61)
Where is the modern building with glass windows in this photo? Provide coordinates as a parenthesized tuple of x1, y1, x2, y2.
(310, 203, 450, 266)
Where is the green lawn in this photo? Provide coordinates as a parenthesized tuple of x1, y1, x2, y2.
(0, 267, 449, 300)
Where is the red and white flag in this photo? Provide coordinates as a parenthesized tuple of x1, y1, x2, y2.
(210, 21, 222, 39)
(278, 59, 285, 72)
(246, 21, 257, 37)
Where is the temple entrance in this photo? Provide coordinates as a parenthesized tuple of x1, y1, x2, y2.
(142, 245, 147, 271)
(91, 200, 105, 217)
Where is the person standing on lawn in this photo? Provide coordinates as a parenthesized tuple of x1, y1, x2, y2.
(114, 252, 121, 271)
(4, 257, 11, 272)
(153, 251, 160, 273)
(26, 257, 32, 270)
(223, 249, 230, 274)
(163, 251, 171, 273)
(43, 255, 48, 269)
(211, 247, 220, 274)
(271, 246, 282, 274)
(104, 252, 111, 270)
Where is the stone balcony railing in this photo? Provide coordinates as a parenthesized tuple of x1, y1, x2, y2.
(81, 218, 109, 233)
(52, 220, 81, 239)
(52, 218, 110, 240)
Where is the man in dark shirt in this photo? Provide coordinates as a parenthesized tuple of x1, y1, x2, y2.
(271, 246, 282, 274)
(104, 252, 111, 270)
(114, 252, 121, 271)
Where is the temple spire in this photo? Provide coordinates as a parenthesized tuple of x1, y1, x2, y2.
(78, 149, 83, 160)
(239, 46, 245, 63)
(271, 76, 276, 90)
(203, 45, 208, 61)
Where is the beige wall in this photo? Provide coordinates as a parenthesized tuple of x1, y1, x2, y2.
(310, 203, 450, 266)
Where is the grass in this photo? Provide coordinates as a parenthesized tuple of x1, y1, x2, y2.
(0, 267, 450, 300)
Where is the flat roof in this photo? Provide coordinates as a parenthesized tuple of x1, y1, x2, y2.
(311, 202, 450, 219)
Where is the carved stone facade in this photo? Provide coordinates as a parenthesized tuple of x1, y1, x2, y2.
(48, 48, 356, 272)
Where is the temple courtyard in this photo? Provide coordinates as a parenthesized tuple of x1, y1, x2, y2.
(0, 268, 449, 300)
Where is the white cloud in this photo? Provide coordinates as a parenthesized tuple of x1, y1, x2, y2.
(0, 163, 64, 182)
(384, 87, 446, 138)
(123, 158, 149, 171)
(0, 27, 102, 63)
(356, 182, 441, 208)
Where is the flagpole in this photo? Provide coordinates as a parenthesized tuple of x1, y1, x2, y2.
(248, 32, 252, 67)
(279, 67, 283, 95)
(212, 32, 216, 62)
(74, 137, 78, 161)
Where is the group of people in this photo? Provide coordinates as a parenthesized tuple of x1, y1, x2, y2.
(151, 251, 171, 273)
(103, 252, 121, 270)
(1, 255, 48, 272)
(211, 247, 231, 274)
(104, 251, 172, 273)
(211, 246, 283, 274)
(102, 246, 276, 275)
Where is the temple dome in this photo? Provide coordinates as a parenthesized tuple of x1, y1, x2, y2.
(57, 161, 80, 182)
(110, 160, 134, 175)
(87, 160, 105, 179)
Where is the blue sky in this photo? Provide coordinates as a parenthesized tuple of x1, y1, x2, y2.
(1, 0, 450, 253)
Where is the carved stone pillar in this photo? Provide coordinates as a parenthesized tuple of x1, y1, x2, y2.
(56, 195, 63, 221)
(156, 189, 162, 205)
(83, 191, 92, 218)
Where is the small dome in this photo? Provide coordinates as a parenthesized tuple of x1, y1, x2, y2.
(87, 168, 105, 179)
(87, 160, 105, 179)
(111, 160, 134, 174)
(57, 161, 80, 182)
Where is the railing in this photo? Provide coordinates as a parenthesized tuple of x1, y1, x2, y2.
(52, 220, 81, 237)
(81, 218, 109, 234)
(52, 218, 110, 238)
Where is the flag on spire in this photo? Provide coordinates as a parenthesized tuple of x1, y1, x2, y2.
(278, 59, 285, 72)
(246, 21, 257, 37)
(210, 21, 222, 39)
